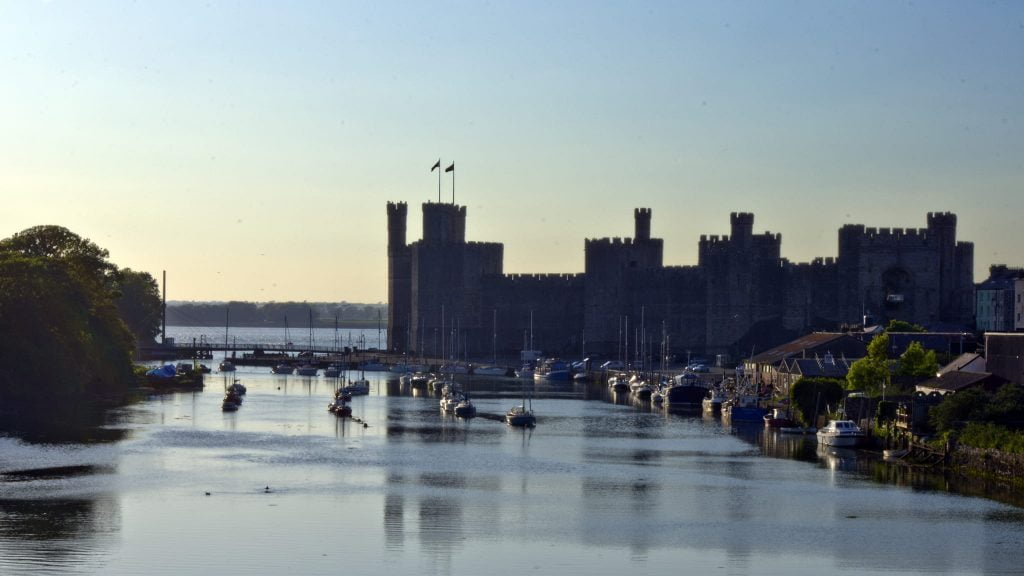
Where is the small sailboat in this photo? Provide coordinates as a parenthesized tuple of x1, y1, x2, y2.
(506, 380, 536, 427)
(219, 306, 236, 372)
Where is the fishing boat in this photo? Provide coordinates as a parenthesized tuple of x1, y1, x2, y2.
(816, 420, 865, 447)
(722, 395, 767, 422)
(533, 358, 571, 382)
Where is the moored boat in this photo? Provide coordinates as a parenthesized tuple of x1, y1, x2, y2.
(271, 363, 294, 375)
(816, 420, 865, 447)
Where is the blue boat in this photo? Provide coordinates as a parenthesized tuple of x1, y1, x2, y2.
(533, 358, 571, 381)
(723, 396, 767, 422)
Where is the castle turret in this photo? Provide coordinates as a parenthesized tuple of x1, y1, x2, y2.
(422, 202, 466, 245)
(387, 202, 411, 352)
(730, 212, 754, 248)
(634, 208, 651, 241)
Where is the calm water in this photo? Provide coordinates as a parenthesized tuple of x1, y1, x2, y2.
(2, 366, 1024, 575)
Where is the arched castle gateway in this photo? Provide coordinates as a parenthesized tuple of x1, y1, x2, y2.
(387, 202, 975, 360)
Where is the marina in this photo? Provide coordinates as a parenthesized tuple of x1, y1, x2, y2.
(2, 348, 1024, 576)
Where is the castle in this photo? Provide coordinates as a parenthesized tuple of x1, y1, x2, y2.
(387, 201, 975, 361)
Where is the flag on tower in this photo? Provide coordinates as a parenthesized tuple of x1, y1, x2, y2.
(431, 159, 441, 171)
(445, 163, 454, 173)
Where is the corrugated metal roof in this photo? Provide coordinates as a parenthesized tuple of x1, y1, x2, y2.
(751, 332, 854, 364)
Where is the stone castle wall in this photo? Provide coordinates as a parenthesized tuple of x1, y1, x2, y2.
(388, 202, 975, 359)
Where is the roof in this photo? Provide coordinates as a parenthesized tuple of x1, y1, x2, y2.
(887, 332, 976, 355)
(916, 371, 1002, 394)
(780, 356, 857, 379)
(750, 333, 865, 365)
(937, 352, 987, 376)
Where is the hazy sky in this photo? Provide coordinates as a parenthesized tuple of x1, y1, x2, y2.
(3, 1, 1022, 303)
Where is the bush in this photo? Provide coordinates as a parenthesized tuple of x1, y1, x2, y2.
(958, 423, 1024, 454)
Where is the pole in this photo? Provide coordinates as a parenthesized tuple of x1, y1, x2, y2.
(437, 160, 442, 203)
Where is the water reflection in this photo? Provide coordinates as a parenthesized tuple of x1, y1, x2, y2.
(0, 497, 119, 573)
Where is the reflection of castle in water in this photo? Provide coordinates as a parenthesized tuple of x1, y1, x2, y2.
(388, 201, 974, 358)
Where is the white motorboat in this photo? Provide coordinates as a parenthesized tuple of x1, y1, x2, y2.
(816, 420, 865, 447)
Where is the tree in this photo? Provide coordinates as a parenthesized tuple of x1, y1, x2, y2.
(116, 268, 162, 344)
(789, 377, 845, 426)
(897, 341, 938, 378)
(0, 226, 135, 402)
(929, 388, 990, 433)
(846, 333, 890, 396)
(886, 319, 926, 333)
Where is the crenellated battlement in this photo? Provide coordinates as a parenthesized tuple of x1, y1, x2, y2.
(859, 227, 930, 247)
(586, 236, 636, 247)
(927, 211, 957, 228)
(387, 201, 408, 217)
(501, 273, 585, 285)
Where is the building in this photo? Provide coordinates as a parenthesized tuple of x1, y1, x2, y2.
(1017, 278, 1024, 332)
(985, 333, 1024, 386)
(975, 265, 1024, 333)
(387, 202, 976, 361)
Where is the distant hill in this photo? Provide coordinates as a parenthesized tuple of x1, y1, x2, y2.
(166, 301, 387, 328)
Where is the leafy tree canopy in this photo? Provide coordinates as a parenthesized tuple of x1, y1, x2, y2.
(0, 226, 135, 403)
(789, 377, 845, 427)
(897, 341, 938, 379)
(847, 333, 890, 395)
(116, 269, 162, 344)
(886, 319, 926, 333)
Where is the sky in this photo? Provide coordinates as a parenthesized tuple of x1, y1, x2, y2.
(2, 1, 1022, 303)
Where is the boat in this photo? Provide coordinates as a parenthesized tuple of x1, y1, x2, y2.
(763, 408, 795, 428)
(608, 375, 629, 392)
(515, 363, 535, 379)
(409, 373, 430, 389)
(506, 381, 536, 427)
(228, 378, 247, 396)
(453, 396, 477, 418)
(651, 382, 665, 405)
(663, 381, 708, 411)
(630, 376, 653, 400)
(328, 388, 352, 417)
(533, 358, 571, 381)
(219, 306, 236, 372)
(221, 395, 240, 412)
(271, 364, 294, 375)
(440, 363, 469, 374)
(295, 364, 319, 377)
(702, 388, 726, 415)
(816, 420, 865, 447)
(722, 396, 767, 422)
(324, 364, 343, 378)
(506, 403, 536, 427)
(473, 365, 510, 377)
(779, 426, 816, 435)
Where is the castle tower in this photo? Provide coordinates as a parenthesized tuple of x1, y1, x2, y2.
(634, 208, 651, 241)
(730, 212, 754, 248)
(387, 202, 411, 352)
(422, 202, 466, 245)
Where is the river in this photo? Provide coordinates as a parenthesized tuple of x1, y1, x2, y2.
(1, 331, 1022, 575)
